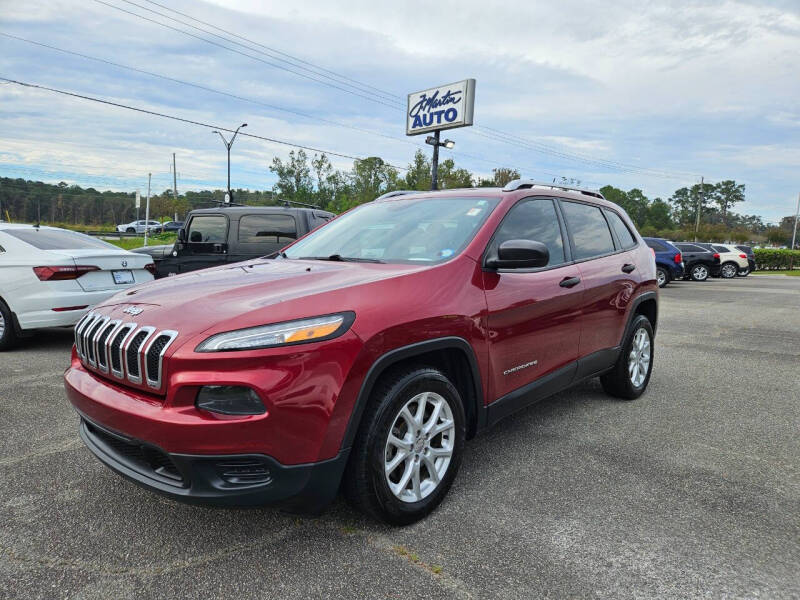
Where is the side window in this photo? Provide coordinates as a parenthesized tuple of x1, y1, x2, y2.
(604, 210, 637, 249)
(238, 214, 297, 244)
(646, 240, 667, 252)
(187, 215, 227, 244)
(490, 198, 565, 267)
(712, 245, 728, 253)
(561, 201, 616, 260)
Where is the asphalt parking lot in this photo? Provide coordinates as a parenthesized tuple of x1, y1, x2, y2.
(1, 276, 798, 599)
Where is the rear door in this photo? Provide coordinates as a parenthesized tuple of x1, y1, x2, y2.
(179, 214, 229, 273)
(229, 213, 298, 264)
(483, 197, 583, 401)
(560, 201, 637, 358)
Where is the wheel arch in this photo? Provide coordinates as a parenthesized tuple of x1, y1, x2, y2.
(622, 291, 658, 344)
(340, 337, 485, 451)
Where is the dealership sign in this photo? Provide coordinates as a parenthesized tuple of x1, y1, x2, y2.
(406, 79, 476, 136)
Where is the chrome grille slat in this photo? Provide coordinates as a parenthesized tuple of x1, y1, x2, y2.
(143, 330, 178, 389)
(84, 317, 107, 367)
(124, 326, 155, 385)
(95, 320, 119, 373)
(74, 313, 96, 360)
(110, 323, 137, 378)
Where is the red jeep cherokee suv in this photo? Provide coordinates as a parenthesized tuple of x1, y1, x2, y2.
(64, 180, 657, 524)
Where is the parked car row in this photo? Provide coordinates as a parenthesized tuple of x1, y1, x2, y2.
(644, 237, 754, 287)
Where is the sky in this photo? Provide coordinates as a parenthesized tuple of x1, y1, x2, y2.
(0, 0, 798, 222)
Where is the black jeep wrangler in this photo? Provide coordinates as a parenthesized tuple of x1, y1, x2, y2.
(133, 206, 334, 278)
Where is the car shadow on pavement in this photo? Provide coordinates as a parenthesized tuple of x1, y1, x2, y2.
(10, 327, 75, 352)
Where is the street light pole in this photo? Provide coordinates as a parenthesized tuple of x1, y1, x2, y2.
(791, 191, 799, 251)
(213, 123, 247, 202)
(425, 131, 455, 191)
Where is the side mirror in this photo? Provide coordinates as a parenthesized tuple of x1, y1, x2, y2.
(487, 239, 550, 270)
(177, 228, 186, 242)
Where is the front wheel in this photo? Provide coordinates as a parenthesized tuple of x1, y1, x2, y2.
(126, 227, 136, 234)
(343, 365, 465, 525)
(600, 314, 654, 400)
(690, 264, 709, 281)
(720, 262, 738, 279)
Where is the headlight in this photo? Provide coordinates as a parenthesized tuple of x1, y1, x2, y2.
(195, 312, 354, 352)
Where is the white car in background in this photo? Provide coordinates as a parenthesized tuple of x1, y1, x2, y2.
(116, 220, 162, 234)
(0, 224, 155, 350)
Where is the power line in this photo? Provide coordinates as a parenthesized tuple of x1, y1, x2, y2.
(0, 77, 410, 171)
(103, 0, 698, 182)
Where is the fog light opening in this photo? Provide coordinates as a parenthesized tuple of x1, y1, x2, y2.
(195, 385, 266, 416)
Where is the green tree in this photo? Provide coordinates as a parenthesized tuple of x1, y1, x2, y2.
(269, 150, 314, 203)
(713, 180, 745, 223)
(404, 150, 431, 191)
(349, 157, 399, 206)
(645, 198, 673, 230)
(478, 167, 520, 187)
(437, 159, 474, 189)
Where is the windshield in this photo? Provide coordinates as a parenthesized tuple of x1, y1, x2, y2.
(2, 228, 118, 250)
(283, 196, 500, 264)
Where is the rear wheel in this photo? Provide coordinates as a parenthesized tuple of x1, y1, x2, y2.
(690, 264, 709, 281)
(656, 267, 669, 288)
(126, 227, 136, 233)
(0, 300, 19, 351)
(600, 314, 654, 400)
(343, 365, 465, 525)
(737, 267, 750, 277)
(720, 262, 738, 279)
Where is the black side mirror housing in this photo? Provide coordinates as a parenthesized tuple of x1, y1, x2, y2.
(177, 228, 186, 242)
(487, 239, 550, 270)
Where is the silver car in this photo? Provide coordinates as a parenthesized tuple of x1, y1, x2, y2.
(116, 220, 162, 234)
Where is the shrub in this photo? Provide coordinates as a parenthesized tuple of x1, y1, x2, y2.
(753, 248, 800, 270)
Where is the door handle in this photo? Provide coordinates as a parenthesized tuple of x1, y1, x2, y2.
(621, 264, 636, 273)
(559, 276, 581, 288)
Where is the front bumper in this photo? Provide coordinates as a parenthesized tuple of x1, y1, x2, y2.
(79, 414, 348, 512)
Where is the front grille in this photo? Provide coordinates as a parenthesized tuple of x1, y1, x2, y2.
(75, 316, 178, 391)
(84, 420, 185, 487)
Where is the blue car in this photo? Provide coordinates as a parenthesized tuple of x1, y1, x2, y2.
(643, 237, 684, 287)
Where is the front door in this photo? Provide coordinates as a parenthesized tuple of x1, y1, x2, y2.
(482, 197, 584, 403)
(179, 214, 229, 273)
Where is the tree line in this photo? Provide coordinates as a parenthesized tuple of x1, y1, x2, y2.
(1, 151, 796, 245)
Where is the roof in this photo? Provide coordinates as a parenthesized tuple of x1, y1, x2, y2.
(0, 223, 70, 231)
(375, 185, 617, 209)
(189, 205, 333, 216)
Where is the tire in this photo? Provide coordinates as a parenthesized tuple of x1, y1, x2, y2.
(126, 227, 136, 234)
(720, 262, 738, 279)
(343, 365, 466, 525)
(656, 267, 669, 288)
(690, 264, 709, 281)
(600, 314, 654, 400)
(737, 268, 750, 277)
(0, 299, 19, 351)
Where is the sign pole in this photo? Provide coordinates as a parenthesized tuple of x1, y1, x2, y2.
(430, 130, 441, 190)
(144, 173, 151, 248)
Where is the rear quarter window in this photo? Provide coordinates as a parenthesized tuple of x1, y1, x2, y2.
(646, 240, 668, 252)
(561, 201, 616, 260)
(238, 214, 297, 244)
(604, 210, 637, 249)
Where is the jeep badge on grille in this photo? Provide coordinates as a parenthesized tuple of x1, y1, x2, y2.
(123, 306, 143, 316)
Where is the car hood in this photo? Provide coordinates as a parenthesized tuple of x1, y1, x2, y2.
(94, 258, 429, 339)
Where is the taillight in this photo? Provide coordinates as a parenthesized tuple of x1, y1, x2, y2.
(651, 248, 656, 256)
(713, 253, 720, 260)
(674, 253, 682, 264)
(144, 263, 156, 276)
(33, 265, 100, 281)
(739, 254, 746, 259)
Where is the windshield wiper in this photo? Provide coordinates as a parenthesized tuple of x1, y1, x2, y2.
(297, 254, 384, 263)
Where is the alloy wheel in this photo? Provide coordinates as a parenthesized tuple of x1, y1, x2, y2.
(721, 263, 737, 278)
(628, 328, 651, 388)
(384, 391, 455, 503)
(0, 311, 5, 339)
(656, 270, 667, 287)
(692, 266, 708, 280)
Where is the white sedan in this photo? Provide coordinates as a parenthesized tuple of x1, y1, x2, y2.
(117, 220, 162, 234)
(0, 224, 155, 350)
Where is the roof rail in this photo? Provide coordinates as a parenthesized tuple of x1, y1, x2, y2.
(374, 190, 421, 201)
(502, 179, 605, 200)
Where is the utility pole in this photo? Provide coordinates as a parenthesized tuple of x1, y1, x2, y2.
(172, 153, 178, 202)
(144, 173, 151, 247)
(791, 192, 799, 251)
(694, 176, 704, 242)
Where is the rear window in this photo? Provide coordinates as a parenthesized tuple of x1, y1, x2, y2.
(646, 239, 668, 252)
(736, 245, 751, 253)
(561, 201, 616, 260)
(2, 228, 117, 250)
(712, 245, 729, 253)
(238, 214, 297, 244)
(676, 244, 706, 253)
(604, 210, 637, 249)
